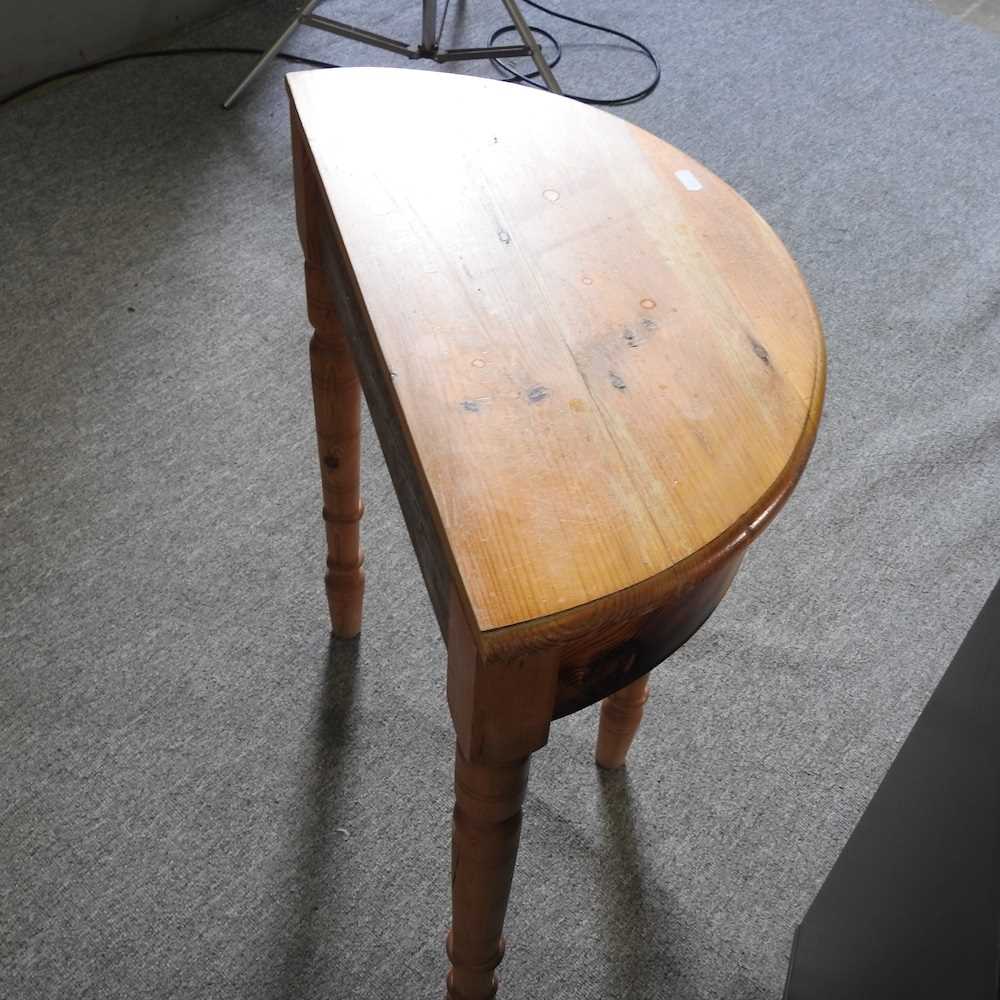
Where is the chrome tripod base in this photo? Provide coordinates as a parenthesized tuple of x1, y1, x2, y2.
(222, 0, 561, 109)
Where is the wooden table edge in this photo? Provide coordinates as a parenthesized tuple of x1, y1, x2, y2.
(478, 342, 825, 661)
(288, 76, 828, 665)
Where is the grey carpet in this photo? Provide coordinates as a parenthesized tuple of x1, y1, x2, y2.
(2, 1, 999, 997)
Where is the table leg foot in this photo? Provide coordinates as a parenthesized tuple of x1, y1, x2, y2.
(596, 674, 650, 769)
(447, 746, 530, 1000)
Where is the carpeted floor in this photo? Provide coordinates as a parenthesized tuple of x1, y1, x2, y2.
(2, 1, 999, 998)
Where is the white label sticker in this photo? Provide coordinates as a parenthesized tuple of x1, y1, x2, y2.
(675, 169, 703, 191)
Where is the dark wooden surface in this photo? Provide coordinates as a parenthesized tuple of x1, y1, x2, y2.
(784, 577, 1000, 1000)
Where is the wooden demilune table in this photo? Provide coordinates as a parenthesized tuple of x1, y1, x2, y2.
(287, 67, 825, 999)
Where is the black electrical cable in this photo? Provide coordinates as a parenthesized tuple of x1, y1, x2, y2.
(488, 0, 660, 106)
(1, 5, 660, 111)
(0, 47, 338, 108)
(495, 26, 564, 75)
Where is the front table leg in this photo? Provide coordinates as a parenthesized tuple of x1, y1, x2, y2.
(447, 746, 531, 1000)
(304, 262, 365, 638)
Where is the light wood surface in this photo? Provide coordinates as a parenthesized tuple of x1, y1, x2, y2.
(287, 67, 825, 647)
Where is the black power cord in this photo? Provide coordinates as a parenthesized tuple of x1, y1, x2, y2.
(488, 0, 660, 106)
(0, 47, 338, 108)
(0, 5, 659, 110)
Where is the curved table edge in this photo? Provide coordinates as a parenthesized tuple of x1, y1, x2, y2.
(477, 319, 827, 663)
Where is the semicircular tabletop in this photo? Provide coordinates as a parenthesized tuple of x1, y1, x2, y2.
(288, 67, 825, 636)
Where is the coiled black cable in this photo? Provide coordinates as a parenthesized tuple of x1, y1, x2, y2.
(487, 0, 660, 106)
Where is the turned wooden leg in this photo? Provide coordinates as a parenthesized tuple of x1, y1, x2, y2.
(595, 674, 650, 769)
(305, 262, 365, 638)
(447, 746, 530, 1000)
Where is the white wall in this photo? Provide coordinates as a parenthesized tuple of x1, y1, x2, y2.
(1, 0, 241, 98)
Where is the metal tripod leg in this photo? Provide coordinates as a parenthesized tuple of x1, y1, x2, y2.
(222, 0, 322, 109)
(498, 0, 562, 94)
(422, 0, 438, 51)
(222, 0, 561, 108)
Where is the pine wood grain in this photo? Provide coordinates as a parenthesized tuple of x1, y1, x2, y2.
(287, 67, 825, 648)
